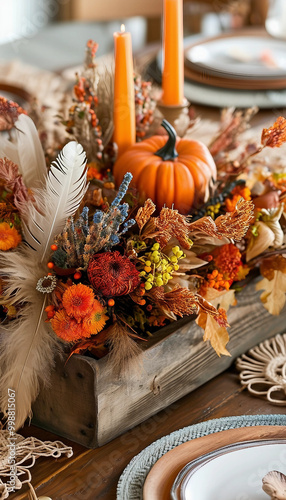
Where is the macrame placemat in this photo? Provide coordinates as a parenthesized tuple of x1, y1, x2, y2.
(0, 429, 73, 499)
(237, 333, 286, 405)
(117, 414, 286, 500)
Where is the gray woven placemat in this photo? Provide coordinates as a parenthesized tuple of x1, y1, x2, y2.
(117, 414, 286, 500)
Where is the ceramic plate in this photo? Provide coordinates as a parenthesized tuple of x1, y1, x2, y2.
(155, 33, 286, 108)
(142, 426, 286, 500)
(185, 36, 286, 79)
(171, 439, 286, 500)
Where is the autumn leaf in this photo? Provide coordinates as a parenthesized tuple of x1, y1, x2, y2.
(65, 329, 109, 363)
(201, 288, 237, 310)
(197, 312, 231, 357)
(256, 270, 286, 315)
(196, 289, 236, 357)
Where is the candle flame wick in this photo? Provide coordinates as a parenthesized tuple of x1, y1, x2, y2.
(121, 24, 125, 33)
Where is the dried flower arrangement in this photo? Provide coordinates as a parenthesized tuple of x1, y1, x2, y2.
(0, 40, 286, 433)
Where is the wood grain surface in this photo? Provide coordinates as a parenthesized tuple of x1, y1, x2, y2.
(8, 367, 286, 500)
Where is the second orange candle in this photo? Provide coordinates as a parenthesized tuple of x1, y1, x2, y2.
(162, 0, 184, 106)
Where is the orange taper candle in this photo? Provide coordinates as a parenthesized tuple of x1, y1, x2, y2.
(113, 25, 136, 157)
(162, 0, 184, 106)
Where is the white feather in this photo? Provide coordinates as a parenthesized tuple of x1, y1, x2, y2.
(0, 141, 87, 429)
(22, 141, 87, 263)
(0, 114, 46, 188)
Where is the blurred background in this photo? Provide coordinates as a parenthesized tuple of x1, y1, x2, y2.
(0, 0, 269, 61)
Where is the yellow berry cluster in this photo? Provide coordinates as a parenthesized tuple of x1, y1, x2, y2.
(139, 243, 185, 291)
(206, 203, 221, 219)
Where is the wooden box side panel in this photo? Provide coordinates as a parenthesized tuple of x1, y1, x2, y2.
(32, 355, 98, 448)
(95, 282, 286, 446)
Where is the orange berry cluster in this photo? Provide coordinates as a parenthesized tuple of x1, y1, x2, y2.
(206, 269, 231, 291)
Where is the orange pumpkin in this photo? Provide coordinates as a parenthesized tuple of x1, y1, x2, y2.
(113, 120, 216, 214)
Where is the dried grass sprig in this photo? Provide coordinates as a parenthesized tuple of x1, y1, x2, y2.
(139, 207, 192, 249)
(105, 322, 143, 377)
(149, 285, 198, 317)
(190, 198, 254, 242)
(261, 116, 286, 148)
(215, 198, 255, 240)
(148, 285, 228, 328)
(209, 107, 258, 158)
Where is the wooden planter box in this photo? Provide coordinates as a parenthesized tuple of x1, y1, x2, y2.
(32, 279, 286, 448)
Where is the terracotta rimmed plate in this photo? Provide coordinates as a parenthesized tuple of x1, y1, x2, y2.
(0, 82, 31, 107)
(184, 30, 286, 90)
(142, 425, 286, 500)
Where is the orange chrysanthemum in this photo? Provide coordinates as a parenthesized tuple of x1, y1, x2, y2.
(0, 222, 21, 250)
(87, 163, 102, 181)
(82, 300, 109, 336)
(213, 243, 242, 281)
(62, 283, 95, 320)
(51, 309, 83, 342)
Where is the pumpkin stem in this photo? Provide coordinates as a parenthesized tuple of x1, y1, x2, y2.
(154, 120, 179, 161)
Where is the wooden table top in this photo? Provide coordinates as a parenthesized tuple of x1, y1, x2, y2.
(11, 366, 286, 500)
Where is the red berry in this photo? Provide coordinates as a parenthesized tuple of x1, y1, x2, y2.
(51, 244, 58, 251)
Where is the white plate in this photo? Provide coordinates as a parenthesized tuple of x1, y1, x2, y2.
(186, 36, 286, 78)
(156, 35, 286, 108)
(171, 439, 286, 500)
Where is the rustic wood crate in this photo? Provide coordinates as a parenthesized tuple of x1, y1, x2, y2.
(32, 279, 286, 448)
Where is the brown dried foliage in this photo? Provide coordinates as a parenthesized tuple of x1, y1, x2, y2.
(261, 116, 286, 148)
(0, 158, 31, 213)
(154, 208, 192, 249)
(149, 285, 198, 317)
(0, 96, 26, 131)
(149, 285, 229, 329)
(105, 322, 143, 377)
(138, 205, 192, 249)
(135, 198, 156, 231)
(209, 107, 258, 158)
(190, 198, 254, 242)
(215, 199, 254, 240)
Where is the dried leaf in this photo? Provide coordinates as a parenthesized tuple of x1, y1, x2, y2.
(246, 221, 275, 262)
(200, 288, 237, 312)
(135, 198, 156, 231)
(261, 255, 286, 281)
(195, 288, 236, 357)
(256, 270, 286, 315)
(197, 312, 231, 357)
(65, 329, 109, 363)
